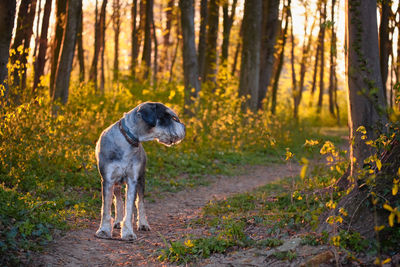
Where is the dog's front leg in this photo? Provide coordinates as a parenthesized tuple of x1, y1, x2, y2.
(136, 174, 151, 231)
(113, 185, 124, 229)
(95, 180, 114, 239)
(121, 178, 137, 240)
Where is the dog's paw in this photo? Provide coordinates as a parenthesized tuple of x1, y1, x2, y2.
(121, 231, 137, 241)
(137, 223, 151, 231)
(113, 221, 121, 229)
(95, 229, 112, 239)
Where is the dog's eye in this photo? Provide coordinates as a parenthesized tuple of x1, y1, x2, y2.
(172, 116, 179, 122)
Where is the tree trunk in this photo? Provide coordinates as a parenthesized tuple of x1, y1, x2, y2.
(53, 0, 81, 104)
(168, 23, 180, 83)
(179, 0, 200, 113)
(33, 0, 53, 92)
(77, 6, 85, 82)
(50, 0, 67, 97)
(238, 0, 262, 112)
(317, 0, 327, 113)
(0, 0, 17, 104)
(131, 0, 138, 78)
(346, 0, 388, 176)
(33, 0, 42, 59)
(258, 0, 280, 110)
(162, 0, 174, 71)
(220, 0, 238, 64)
(113, 0, 121, 81)
(142, 0, 153, 80)
(270, 1, 290, 115)
(152, 11, 158, 83)
(328, 0, 338, 118)
(99, 0, 106, 93)
(198, 0, 208, 81)
(89, 0, 107, 91)
(231, 21, 242, 77)
(379, 0, 390, 102)
(203, 0, 219, 83)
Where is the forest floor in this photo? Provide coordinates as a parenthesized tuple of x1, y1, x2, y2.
(33, 163, 314, 266)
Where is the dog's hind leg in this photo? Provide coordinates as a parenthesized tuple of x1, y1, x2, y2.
(136, 174, 151, 231)
(121, 178, 137, 240)
(113, 185, 124, 229)
(95, 180, 114, 239)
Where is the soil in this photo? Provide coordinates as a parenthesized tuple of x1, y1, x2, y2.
(33, 163, 302, 266)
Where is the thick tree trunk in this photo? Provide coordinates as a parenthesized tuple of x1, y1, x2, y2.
(317, 0, 327, 113)
(142, 0, 153, 80)
(0, 0, 16, 104)
(271, 1, 290, 115)
(179, 0, 200, 113)
(53, 0, 81, 104)
(198, 0, 208, 81)
(258, 0, 280, 110)
(220, 0, 237, 64)
(203, 0, 219, 83)
(33, 0, 52, 92)
(50, 0, 67, 97)
(113, 0, 121, 81)
(77, 7, 85, 82)
(89, 0, 107, 90)
(238, 0, 262, 112)
(379, 0, 390, 102)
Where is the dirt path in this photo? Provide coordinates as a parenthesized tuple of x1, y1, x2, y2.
(36, 163, 300, 266)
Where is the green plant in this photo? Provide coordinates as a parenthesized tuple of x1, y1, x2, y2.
(272, 250, 297, 261)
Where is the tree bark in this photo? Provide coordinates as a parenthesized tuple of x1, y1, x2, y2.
(346, 0, 388, 176)
(0, 0, 17, 104)
(328, 0, 338, 118)
(33, 0, 53, 92)
(317, 0, 327, 113)
(53, 0, 82, 104)
(77, 6, 85, 82)
(379, 0, 391, 102)
(179, 0, 200, 113)
(203, 0, 219, 83)
(198, 0, 208, 81)
(258, 0, 280, 110)
(142, 0, 153, 80)
(152, 10, 158, 83)
(231, 21, 242, 77)
(238, 0, 262, 112)
(131, 0, 138, 78)
(50, 0, 67, 97)
(220, 0, 238, 64)
(113, 0, 121, 81)
(270, 1, 290, 115)
(99, 0, 106, 93)
(89, 0, 107, 91)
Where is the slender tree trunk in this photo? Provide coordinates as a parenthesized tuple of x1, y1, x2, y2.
(131, 0, 138, 78)
(289, 9, 297, 117)
(328, 0, 337, 117)
(99, 0, 106, 93)
(53, 0, 82, 104)
(271, 1, 290, 115)
(89, 0, 107, 91)
(203, 0, 219, 83)
(113, 0, 121, 81)
(168, 23, 180, 83)
(317, 0, 327, 113)
(33, 0, 42, 59)
(0, 0, 17, 104)
(142, 0, 153, 80)
(231, 21, 242, 76)
(50, 0, 67, 97)
(179, 0, 200, 113)
(238, 0, 262, 111)
(77, 6, 85, 82)
(162, 0, 174, 71)
(152, 12, 158, 83)
(220, 0, 238, 64)
(258, 0, 280, 110)
(198, 0, 208, 81)
(33, 0, 53, 92)
(379, 0, 391, 102)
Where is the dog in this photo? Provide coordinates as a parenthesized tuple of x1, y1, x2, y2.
(94, 102, 185, 240)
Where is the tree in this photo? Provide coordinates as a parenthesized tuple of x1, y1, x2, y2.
(203, 0, 219, 83)
(52, 0, 82, 104)
(142, 0, 154, 80)
(238, 0, 262, 111)
(89, 0, 108, 91)
(198, 0, 208, 81)
(131, 0, 139, 78)
(113, 0, 121, 81)
(76, 5, 85, 82)
(220, 0, 238, 64)
(328, 0, 339, 120)
(33, 0, 53, 92)
(0, 0, 17, 104)
(379, 0, 391, 101)
(317, 0, 327, 113)
(50, 0, 67, 97)
(258, 0, 280, 110)
(179, 0, 200, 113)
(162, 0, 174, 71)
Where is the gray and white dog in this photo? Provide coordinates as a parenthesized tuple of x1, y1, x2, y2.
(95, 102, 185, 240)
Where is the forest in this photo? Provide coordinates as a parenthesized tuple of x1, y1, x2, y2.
(0, 0, 399, 265)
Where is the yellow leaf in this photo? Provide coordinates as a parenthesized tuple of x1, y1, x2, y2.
(383, 204, 394, 212)
(382, 258, 391, 264)
(376, 159, 382, 171)
(393, 184, 398, 196)
(168, 90, 176, 100)
(374, 225, 385, 232)
(389, 212, 395, 227)
(300, 165, 307, 179)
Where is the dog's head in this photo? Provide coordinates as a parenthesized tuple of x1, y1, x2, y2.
(133, 102, 185, 146)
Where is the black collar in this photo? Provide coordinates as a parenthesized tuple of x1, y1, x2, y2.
(118, 118, 139, 147)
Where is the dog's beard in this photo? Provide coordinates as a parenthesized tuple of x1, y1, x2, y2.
(156, 138, 182, 147)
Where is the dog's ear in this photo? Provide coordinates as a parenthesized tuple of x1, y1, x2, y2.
(137, 103, 157, 127)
